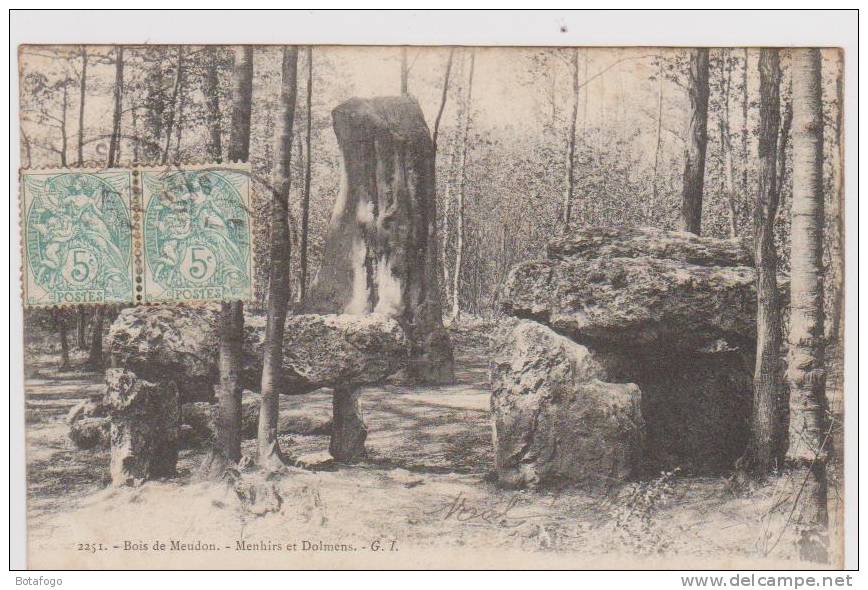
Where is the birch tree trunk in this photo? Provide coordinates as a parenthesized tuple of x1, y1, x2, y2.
(452, 50, 475, 320)
(786, 47, 830, 564)
(257, 46, 298, 468)
(432, 49, 454, 303)
(107, 47, 123, 168)
(680, 48, 710, 235)
(748, 48, 785, 475)
(826, 66, 844, 344)
(299, 46, 313, 304)
(562, 48, 579, 226)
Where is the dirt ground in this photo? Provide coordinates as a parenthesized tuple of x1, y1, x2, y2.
(24, 342, 840, 569)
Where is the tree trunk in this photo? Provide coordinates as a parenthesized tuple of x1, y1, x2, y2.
(452, 50, 475, 320)
(198, 46, 252, 477)
(205, 46, 223, 163)
(562, 48, 579, 226)
(77, 46, 87, 166)
(21, 130, 32, 168)
(87, 307, 104, 370)
(748, 48, 785, 475)
(173, 58, 186, 162)
(76, 307, 87, 349)
(742, 48, 750, 199)
(826, 66, 844, 344)
(652, 57, 664, 207)
(299, 46, 314, 304)
(257, 46, 298, 468)
(400, 47, 409, 95)
(131, 106, 140, 162)
(107, 46, 124, 168)
(432, 49, 454, 151)
(787, 47, 830, 564)
(680, 48, 710, 235)
(59, 81, 69, 167)
(145, 51, 165, 162)
(719, 49, 739, 238)
(161, 46, 184, 165)
(87, 46, 124, 372)
(55, 311, 70, 371)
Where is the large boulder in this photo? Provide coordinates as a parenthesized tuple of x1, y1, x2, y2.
(302, 96, 454, 384)
(105, 368, 180, 486)
(107, 306, 220, 402)
(490, 321, 644, 490)
(502, 226, 757, 352)
(246, 313, 408, 394)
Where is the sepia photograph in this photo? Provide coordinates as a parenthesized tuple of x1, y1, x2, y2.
(10, 9, 857, 574)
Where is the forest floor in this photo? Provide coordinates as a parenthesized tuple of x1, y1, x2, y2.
(23, 336, 840, 569)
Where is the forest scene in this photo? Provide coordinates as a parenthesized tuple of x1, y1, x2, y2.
(19, 44, 844, 569)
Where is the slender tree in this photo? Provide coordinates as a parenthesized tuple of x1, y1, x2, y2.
(76, 46, 87, 166)
(748, 48, 785, 475)
(58, 78, 69, 167)
(198, 46, 252, 477)
(55, 310, 70, 371)
(680, 48, 710, 234)
(89, 46, 124, 370)
(204, 46, 223, 163)
(76, 308, 87, 349)
(652, 56, 665, 206)
(299, 46, 314, 303)
(257, 46, 298, 468)
(451, 50, 475, 319)
(719, 49, 739, 238)
(562, 48, 580, 226)
(431, 48, 455, 150)
(161, 46, 184, 165)
(826, 65, 844, 344)
(787, 47, 830, 563)
(742, 48, 750, 200)
(107, 46, 124, 168)
(400, 47, 409, 95)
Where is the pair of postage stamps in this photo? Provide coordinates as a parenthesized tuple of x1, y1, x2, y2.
(21, 164, 253, 307)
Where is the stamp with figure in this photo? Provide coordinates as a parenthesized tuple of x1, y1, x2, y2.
(22, 169, 134, 306)
(140, 165, 253, 304)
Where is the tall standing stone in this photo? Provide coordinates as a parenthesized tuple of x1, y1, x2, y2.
(304, 96, 454, 384)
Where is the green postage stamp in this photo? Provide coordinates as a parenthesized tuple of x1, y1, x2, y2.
(22, 169, 135, 306)
(20, 164, 253, 307)
(140, 166, 253, 303)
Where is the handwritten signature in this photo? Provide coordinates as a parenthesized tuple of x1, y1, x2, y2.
(423, 492, 536, 528)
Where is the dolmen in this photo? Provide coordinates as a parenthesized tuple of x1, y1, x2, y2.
(90, 305, 406, 485)
(493, 226, 758, 489)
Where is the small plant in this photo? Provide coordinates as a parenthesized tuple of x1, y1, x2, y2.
(609, 468, 680, 555)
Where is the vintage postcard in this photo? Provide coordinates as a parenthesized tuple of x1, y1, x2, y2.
(17, 40, 847, 570)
